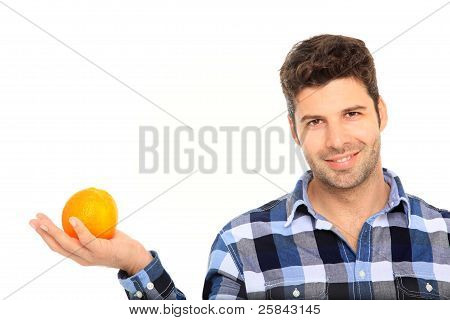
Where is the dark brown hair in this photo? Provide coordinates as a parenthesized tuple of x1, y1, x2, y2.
(280, 34, 380, 125)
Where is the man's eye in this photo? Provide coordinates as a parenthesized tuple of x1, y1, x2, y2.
(346, 111, 360, 117)
(307, 119, 322, 127)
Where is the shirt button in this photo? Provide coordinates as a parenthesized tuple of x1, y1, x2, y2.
(426, 283, 433, 292)
(292, 288, 300, 298)
(135, 291, 143, 298)
(359, 270, 366, 279)
(146, 282, 154, 290)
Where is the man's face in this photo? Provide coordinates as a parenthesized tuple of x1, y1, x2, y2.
(288, 77, 387, 189)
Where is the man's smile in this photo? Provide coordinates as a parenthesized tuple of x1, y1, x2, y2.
(324, 151, 360, 170)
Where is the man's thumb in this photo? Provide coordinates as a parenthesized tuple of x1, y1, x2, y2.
(69, 217, 96, 246)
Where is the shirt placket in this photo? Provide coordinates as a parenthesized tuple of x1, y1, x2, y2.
(353, 222, 373, 299)
(316, 218, 373, 300)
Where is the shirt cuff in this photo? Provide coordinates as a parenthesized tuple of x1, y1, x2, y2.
(117, 250, 175, 300)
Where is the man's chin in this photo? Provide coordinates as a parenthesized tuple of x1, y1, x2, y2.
(315, 166, 362, 189)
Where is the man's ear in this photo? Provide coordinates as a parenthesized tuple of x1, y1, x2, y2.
(378, 96, 388, 132)
(288, 115, 301, 146)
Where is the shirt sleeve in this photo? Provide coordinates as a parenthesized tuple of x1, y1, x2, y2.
(202, 232, 247, 299)
(117, 250, 186, 300)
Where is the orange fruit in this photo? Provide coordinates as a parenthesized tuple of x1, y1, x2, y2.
(62, 187, 118, 239)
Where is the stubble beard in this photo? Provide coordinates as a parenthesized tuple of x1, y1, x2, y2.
(304, 136, 381, 190)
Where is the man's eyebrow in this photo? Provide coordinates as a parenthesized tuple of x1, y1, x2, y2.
(299, 105, 367, 123)
(341, 105, 367, 113)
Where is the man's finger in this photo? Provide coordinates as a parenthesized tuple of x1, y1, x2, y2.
(34, 214, 91, 258)
(68, 217, 98, 250)
(31, 220, 91, 266)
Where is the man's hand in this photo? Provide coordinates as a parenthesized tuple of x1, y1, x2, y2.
(29, 213, 153, 275)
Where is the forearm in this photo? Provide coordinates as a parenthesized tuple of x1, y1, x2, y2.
(122, 248, 153, 276)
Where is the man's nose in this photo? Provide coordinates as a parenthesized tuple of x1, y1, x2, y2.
(325, 121, 352, 151)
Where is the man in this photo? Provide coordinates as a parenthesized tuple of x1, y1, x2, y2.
(30, 34, 450, 299)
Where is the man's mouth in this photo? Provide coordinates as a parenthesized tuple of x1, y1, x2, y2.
(324, 151, 360, 169)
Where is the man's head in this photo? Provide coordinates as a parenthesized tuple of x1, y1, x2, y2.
(280, 34, 388, 189)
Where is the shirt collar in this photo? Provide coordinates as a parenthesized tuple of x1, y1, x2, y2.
(284, 167, 411, 228)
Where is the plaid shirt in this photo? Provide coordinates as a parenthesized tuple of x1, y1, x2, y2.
(118, 168, 450, 299)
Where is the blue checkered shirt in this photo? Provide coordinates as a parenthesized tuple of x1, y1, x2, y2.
(118, 168, 450, 299)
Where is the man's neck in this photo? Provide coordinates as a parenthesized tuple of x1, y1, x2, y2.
(307, 164, 391, 223)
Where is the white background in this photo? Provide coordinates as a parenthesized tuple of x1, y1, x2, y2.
(0, 0, 449, 304)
